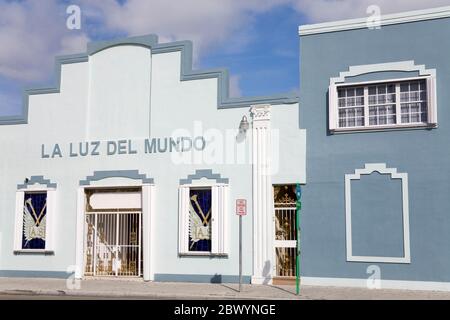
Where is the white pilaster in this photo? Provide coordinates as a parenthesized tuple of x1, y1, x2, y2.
(75, 188, 85, 279)
(250, 104, 274, 284)
(142, 184, 156, 281)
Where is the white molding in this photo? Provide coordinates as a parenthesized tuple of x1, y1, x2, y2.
(330, 61, 436, 86)
(299, 6, 450, 36)
(250, 104, 274, 284)
(142, 184, 156, 281)
(301, 276, 450, 292)
(75, 188, 85, 279)
(13, 192, 25, 251)
(178, 182, 229, 256)
(345, 163, 411, 264)
(75, 183, 155, 280)
(329, 61, 437, 131)
(14, 188, 56, 252)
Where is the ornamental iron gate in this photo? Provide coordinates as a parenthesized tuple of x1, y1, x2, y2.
(274, 185, 298, 278)
(84, 188, 142, 277)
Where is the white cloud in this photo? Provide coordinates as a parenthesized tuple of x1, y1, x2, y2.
(229, 75, 242, 98)
(1, 0, 449, 86)
(0, 0, 89, 82)
(291, 0, 450, 23)
(79, 0, 290, 58)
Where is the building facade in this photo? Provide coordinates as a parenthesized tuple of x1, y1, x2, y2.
(300, 6, 450, 290)
(2, 5, 450, 291)
(0, 35, 305, 284)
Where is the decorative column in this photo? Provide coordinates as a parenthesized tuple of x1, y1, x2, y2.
(250, 104, 274, 284)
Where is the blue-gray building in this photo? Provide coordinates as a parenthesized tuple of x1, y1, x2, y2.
(299, 6, 450, 290)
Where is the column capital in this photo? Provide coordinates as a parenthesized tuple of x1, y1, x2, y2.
(250, 104, 271, 121)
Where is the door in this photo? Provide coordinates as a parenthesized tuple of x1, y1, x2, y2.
(84, 188, 142, 277)
(273, 185, 298, 283)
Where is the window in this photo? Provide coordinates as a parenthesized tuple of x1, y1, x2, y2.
(14, 177, 57, 253)
(21, 192, 48, 250)
(178, 171, 229, 256)
(335, 78, 434, 130)
(188, 188, 212, 252)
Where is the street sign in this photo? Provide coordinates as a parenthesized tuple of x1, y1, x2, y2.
(236, 199, 247, 216)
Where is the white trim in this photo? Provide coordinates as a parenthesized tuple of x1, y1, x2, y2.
(142, 184, 156, 281)
(330, 61, 436, 86)
(14, 187, 56, 252)
(75, 183, 155, 280)
(45, 190, 56, 252)
(250, 104, 274, 284)
(301, 276, 450, 292)
(329, 61, 437, 132)
(178, 182, 229, 256)
(274, 240, 297, 248)
(75, 188, 85, 279)
(299, 6, 450, 36)
(13, 192, 25, 251)
(345, 163, 410, 264)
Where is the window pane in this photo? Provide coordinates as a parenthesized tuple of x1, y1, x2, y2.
(336, 79, 430, 129)
(401, 114, 410, 123)
(355, 97, 364, 106)
(189, 189, 212, 252)
(22, 192, 47, 250)
(400, 83, 409, 92)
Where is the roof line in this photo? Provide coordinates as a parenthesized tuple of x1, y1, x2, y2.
(299, 5, 450, 36)
(1, 34, 298, 126)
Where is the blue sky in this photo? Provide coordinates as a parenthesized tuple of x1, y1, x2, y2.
(1, 0, 450, 116)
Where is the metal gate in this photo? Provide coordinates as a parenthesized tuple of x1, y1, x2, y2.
(274, 185, 297, 278)
(85, 211, 142, 277)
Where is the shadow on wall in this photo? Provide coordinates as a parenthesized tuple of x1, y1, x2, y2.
(262, 260, 271, 285)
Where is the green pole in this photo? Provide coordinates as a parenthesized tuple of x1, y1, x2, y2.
(295, 184, 302, 296)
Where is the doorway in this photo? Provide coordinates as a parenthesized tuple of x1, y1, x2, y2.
(84, 187, 143, 277)
(273, 185, 298, 285)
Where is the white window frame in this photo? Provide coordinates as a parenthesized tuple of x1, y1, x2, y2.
(178, 181, 229, 256)
(329, 61, 437, 133)
(345, 163, 411, 264)
(14, 185, 57, 253)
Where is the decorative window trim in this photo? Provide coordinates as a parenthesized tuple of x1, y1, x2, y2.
(345, 163, 411, 264)
(178, 170, 229, 256)
(14, 176, 57, 254)
(329, 61, 437, 133)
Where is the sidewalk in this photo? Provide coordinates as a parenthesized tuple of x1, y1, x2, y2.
(1, 277, 450, 300)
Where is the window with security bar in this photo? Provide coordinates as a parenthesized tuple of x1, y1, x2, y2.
(335, 78, 435, 131)
(84, 188, 143, 277)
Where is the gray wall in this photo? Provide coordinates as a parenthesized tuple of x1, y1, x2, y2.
(300, 18, 450, 282)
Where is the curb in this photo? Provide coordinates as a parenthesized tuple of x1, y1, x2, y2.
(0, 289, 303, 300)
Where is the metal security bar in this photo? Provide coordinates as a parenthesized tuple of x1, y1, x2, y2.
(85, 211, 142, 277)
(274, 205, 297, 277)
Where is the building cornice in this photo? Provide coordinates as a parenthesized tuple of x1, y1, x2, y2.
(299, 5, 450, 36)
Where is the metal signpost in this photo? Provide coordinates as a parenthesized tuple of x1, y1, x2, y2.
(295, 184, 302, 295)
(236, 199, 247, 292)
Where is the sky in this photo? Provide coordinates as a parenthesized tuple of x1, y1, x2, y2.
(1, 0, 450, 116)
